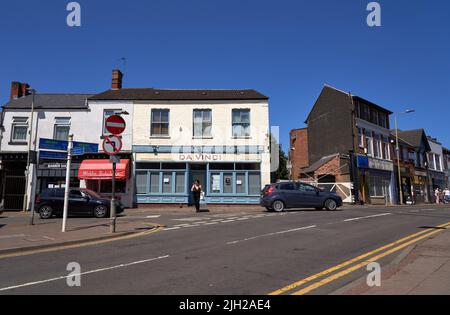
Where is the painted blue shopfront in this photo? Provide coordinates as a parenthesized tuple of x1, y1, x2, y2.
(135, 162, 262, 204)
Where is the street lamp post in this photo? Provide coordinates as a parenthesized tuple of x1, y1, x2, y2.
(394, 109, 415, 205)
(23, 89, 36, 212)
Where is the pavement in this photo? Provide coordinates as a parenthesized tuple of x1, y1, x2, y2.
(0, 204, 449, 295)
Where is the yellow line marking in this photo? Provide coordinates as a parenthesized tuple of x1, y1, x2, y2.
(0, 225, 164, 260)
(269, 221, 450, 295)
(292, 227, 446, 295)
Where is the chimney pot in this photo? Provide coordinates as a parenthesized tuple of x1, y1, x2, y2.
(10, 82, 22, 100)
(112, 69, 123, 90)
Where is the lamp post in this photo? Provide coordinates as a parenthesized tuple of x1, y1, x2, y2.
(23, 88, 36, 212)
(394, 109, 415, 205)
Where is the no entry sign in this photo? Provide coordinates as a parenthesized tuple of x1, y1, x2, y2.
(105, 115, 126, 135)
(103, 136, 123, 156)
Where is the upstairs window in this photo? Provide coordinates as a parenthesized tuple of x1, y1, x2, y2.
(54, 117, 71, 141)
(11, 117, 28, 142)
(193, 109, 212, 138)
(232, 109, 251, 138)
(379, 113, 387, 128)
(151, 109, 170, 137)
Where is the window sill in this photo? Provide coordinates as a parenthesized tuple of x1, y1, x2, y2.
(232, 137, 252, 140)
(8, 141, 27, 146)
(150, 136, 171, 139)
(193, 137, 213, 140)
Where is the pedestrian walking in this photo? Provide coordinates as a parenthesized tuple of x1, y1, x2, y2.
(435, 188, 441, 204)
(191, 180, 202, 213)
(444, 187, 450, 204)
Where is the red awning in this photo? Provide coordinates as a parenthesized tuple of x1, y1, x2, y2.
(78, 159, 130, 180)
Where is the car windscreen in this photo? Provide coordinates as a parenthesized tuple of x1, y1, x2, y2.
(84, 190, 102, 199)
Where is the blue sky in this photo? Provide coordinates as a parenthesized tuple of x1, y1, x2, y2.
(1, 0, 449, 150)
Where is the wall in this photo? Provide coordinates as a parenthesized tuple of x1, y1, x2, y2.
(289, 128, 309, 179)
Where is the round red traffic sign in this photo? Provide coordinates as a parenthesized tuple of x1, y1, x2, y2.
(102, 136, 123, 156)
(105, 115, 126, 135)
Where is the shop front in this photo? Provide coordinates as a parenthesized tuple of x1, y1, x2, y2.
(412, 170, 429, 204)
(429, 170, 446, 190)
(78, 158, 133, 208)
(357, 155, 395, 205)
(134, 146, 270, 205)
(0, 153, 28, 211)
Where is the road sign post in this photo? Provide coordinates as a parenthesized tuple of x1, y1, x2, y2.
(62, 134, 74, 233)
(110, 158, 117, 233)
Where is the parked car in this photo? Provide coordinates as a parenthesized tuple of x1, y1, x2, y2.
(35, 188, 124, 219)
(261, 182, 343, 212)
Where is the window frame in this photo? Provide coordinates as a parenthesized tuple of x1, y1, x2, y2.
(193, 109, 213, 139)
(151, 109, 170, 138)
(53, 117, 71, 141)
(232, 109, 251, 138)
(11, 117, 29, 143)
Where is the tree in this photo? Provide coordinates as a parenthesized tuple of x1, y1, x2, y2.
(270, 134, 289, 182)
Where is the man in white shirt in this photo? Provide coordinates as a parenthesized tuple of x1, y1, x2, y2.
(444, 188, 450, 204)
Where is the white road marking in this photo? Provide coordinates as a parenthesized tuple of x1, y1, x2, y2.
(146, 215, 161, 218)
(163, 227, 180, 231)
(227, 225, 317, 245)
(0, 255, 170, 292)
(344, 213, 392, 222)
(221, 220, 235, 223)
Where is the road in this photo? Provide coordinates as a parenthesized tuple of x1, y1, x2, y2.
(0, 205, 449, 295)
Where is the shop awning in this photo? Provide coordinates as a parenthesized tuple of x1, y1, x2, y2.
(78, 159, 130, 180)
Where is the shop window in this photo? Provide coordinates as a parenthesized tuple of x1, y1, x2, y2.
(136, 162, 161, 170)
(210, 173, 221, 194)
(210, 163, 234, 170)
(151, 109, 170, 137)
(54, 117, 71, 141)
(150, 172, 160, 193)
(232, 109, 251, 138)
(136, 171, 148, 194)
(223, 173, 233, 194)
(193, 109, 212, 138)
(162, 172, 172, 193)
(248, 173, 261, 195)
(162, 163, 187, 170)
(100, 181, 126, 194)
(236, 173, 246, 194)
(11, 117, 28, 142)
(235, 163, 260, 171)
(175, 173, 186, 194)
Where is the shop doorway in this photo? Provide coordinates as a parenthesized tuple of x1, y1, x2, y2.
(190, 164, 207, 193)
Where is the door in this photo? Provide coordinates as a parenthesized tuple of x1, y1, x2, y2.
(297, 183, 322, 207)
(69, 190, 89, 215)
(278, 183, 300, 208)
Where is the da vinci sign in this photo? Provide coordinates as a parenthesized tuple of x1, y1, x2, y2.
(179, 154, 223, 162)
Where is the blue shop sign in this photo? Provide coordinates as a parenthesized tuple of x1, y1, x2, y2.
(357, 156, 369, 169)
(40, 151, 68, 160)
(39, 138, 98, 153)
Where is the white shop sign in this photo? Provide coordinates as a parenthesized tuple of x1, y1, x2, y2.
(368, 158, 394, 172)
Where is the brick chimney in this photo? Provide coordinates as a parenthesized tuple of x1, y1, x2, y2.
(10, 82, 22, 99)
(112, 70, 123, 90)
(10, 82, 31, 100)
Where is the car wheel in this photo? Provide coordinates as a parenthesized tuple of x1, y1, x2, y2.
(272, 200, 285, 212)
(39, 206, 53, 219)
(94, 205, 108, 218)
(325, 199, 338, 211)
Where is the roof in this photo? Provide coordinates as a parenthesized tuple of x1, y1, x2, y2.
(395, 129, 431, 151)
(305, 85, 393, 123)
(300, 154, 340, 174)
(89, 88, 268, 101)
(3, 94, 92, 110)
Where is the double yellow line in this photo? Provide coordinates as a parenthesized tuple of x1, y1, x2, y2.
(269, 221, 450, 295)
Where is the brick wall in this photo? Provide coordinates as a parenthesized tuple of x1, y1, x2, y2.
(289, 128, 309, 179)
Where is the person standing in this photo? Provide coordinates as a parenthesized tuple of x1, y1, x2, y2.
(191, 180, 202, 213)
(444, 187, 450, 204)
(435, 188, 441, 204)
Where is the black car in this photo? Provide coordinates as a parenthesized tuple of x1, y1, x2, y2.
(35, 188, 124, 219)
(260, 182, 343, 212)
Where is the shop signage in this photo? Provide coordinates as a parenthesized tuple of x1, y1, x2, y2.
(415, 170, 428, 177)
(357, 156, 369, 169)
(39, 138, 98, 153)
(40, 151, 68, 160)
(368, 158, 394, 172)
(179, 154, 223, 162)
